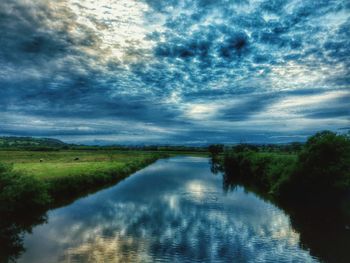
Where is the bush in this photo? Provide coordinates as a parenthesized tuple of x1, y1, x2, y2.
(222, 131, 350, 200)
(208, 144, 224, 158)
(0, 163, 50, 214)
(266, 156, 296, 195)
(292, 131, 350, 194)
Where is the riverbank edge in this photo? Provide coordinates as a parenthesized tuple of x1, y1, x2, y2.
(1, 154, 169, 263)
(217, 151, 350, 215)
(0, 154, 168, 216)
(215, 151, 350, 263)
(47, 154, 168, 208)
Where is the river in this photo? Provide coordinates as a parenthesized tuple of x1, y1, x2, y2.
(15, 157, 326, 262)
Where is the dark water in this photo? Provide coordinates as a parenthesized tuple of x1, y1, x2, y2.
(15, 157, 322, 263)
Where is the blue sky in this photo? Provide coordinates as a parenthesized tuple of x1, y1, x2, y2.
(0, 0, 349, 145)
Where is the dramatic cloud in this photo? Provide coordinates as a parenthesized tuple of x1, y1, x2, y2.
(1, 0, 349, 144)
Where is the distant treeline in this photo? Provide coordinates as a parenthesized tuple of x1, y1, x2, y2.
(0, 137, 66, 151)
(69, 145, 209, 152)
(1, 135, 309, 153)
(208, 142, 304, 156)
(0, 136, 209, 152)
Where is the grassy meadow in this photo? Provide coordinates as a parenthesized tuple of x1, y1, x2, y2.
(0, 149, 207, 179)
(0, 150, 164, 215)
(0, 150, 160, 179)
(0, 148, 210, 214)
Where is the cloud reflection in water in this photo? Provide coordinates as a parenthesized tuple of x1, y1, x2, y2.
(18, 157, 318, 263)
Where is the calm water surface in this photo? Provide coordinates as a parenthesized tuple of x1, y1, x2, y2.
(17, 157, 319, 263)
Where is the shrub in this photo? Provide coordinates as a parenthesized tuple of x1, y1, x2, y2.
(0, 163, 50, 214)
(222, 131, 350, 200)
(292, 131, 350, 195)
(208, 144, 224, 157)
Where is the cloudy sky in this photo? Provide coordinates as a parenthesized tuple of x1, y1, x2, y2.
(1, 0, 349, 144)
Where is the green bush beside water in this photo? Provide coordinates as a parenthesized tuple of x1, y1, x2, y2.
(218, 131, 350, 263)
(222, 131, 350, 200)
(0, 163, 50, 214)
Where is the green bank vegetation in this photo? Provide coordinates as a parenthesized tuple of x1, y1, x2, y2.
(0, 146, 208, 212)
(0, 137, 208, 213)
(219, 131, 350, 202)
(0, 151, 165, 214)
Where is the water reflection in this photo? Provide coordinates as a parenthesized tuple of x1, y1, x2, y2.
(15, 157, 318, 263)
(0, 210, 47, 263)
(221, 161, 350, 263)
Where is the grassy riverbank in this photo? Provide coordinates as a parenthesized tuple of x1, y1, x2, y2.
(0, 150, 164, 263)
(0, 149, 208, 263)
(0, 148, 209, 211)
(0, 150, 171, 215)
(220, 131, 350, 205)
(222, 151, 297, 195)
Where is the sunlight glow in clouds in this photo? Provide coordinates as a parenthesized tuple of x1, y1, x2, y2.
(186, 103, 222, 120)
(68, 0, 157, 63)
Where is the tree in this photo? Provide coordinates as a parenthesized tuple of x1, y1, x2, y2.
(208, 144, 224, 157)
(294, 131, 350, 194)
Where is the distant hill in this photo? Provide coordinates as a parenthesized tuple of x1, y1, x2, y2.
(0, 136, 68, 149)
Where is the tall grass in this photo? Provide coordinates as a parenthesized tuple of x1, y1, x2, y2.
(0, 163, 50, 215)
(223, 151, 297, 196)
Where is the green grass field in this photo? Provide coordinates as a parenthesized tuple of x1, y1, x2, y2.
(0, 149, 209, 210)
(0, 150, 207, 180)
(0, 150, 157, 179)
(0, 149, 171, 261)
(0, 150, 175, 214)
